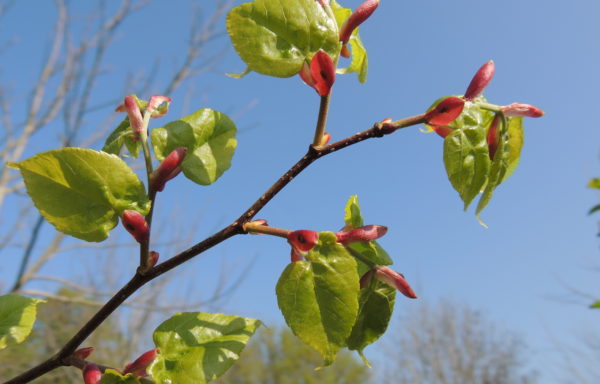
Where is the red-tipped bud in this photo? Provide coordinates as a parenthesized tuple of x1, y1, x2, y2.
(147, 95, 172, 118)
(359, 269, 375, 289)
(374, 266, 417, 299)
(299, 61, 317, 88)
(339, 0, 380, 44)
(148, 251, 159, 268)
(431, 125, 453, 138)
(121, 210, 149, 243)
(287, 230, 319, 252)
(319, 132, 332, 146)
(487, 114, 501, 160)
(500, 103, 544, 118)
(150, 147, 187, 192)
(123, 348, 159, 377)
(310, 50, 336, 96)
(425, 97, 465, 126)
(464, 60, 495, 101)
(83, 363, 102, 384)
(121, 96, 144, 136)
(73, 347, 94, 360)
(335, 225, 387, 244)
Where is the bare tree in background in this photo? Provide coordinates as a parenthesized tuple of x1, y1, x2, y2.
(0, 0, 242, 378)
(382, 300, 537, 384)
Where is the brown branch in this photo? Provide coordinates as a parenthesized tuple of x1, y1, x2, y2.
(3, 113, 426, 384)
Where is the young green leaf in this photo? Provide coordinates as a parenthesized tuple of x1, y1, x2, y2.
(502, 116, 524, 182)
(102, 118, 142, 158)
(150, 312, 261, 384)
(344, 195, 393, 267)
(151, 108, 237, 186)
(588, 178, 600, 189)
(226, 0, 340, 78)
(347, 279, 395, 364)
(99, 370, 140, 384)
(8, 148, 150, 242)
(276, 232, 359, 366)
(331, 0, 369, 83)
(0, 294, 45, 350)
(590, 301, 600, 309)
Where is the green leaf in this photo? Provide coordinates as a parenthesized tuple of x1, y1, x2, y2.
(343, 195, 393, 267)
(0, 294, 45, 350)
(442, 101, 493, 210)
(8, 148, 150, 242)
(588, 178, 600, 189)
(331, 0, 369, 83)
(347, 279, 395, 363)
(590, 301, 600, 309)
(102, 118, 142, 158)
(150, 312, 261, 384)
(276, 232, 359, 366)
(151, 108, 237, 186)
(99, 370, 140, 384)
(227, 0, 340, 78)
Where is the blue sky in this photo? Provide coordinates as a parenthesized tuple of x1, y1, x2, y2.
(1, 0, 600, 382)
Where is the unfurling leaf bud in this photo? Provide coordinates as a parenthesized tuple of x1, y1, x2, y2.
(121, 96, 144, 137)
(73, 347, 94, 360)
(500, 103, 544, 118)
(335, 225, 387, 244)
(146, 95, 172, 118)
(425, 97, 465, 126)
(123, 348, 159, 377)
(287, 230, 319, 252)
(431, 125, 453, 138)
(487, 114, 501, 160)
(150, 147, 187, 192)
(339, 0, 380, 45)
(464, 60, 495, 101)
(374, 266, 417, 298)
(121, 210, 149, 243)
(83, 363, 102, 384)
(310, 50, 336, 96)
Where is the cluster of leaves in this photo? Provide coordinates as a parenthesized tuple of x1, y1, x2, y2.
(0, 0, 544, 382)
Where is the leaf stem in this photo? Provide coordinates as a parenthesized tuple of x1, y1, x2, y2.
(243, 221, 291, 238)
(312, 94, 331, 147)
(138, 110, 156, 273)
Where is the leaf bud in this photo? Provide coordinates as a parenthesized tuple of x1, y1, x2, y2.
(73, 347, 94, 360)
(121, 96, 144, 137)
(146, 95, 172, 118)
(500, 102, 544, 118)
(290, 247, 304, 262)
(374, 266, 417, 298)
(150, 147, 187, 192)
(335, 224, 387, 244)
(431, 125, 452, 138)
(464, 60, 495, 101)
(318, 132, 332, 146)
(148, 251, 159, 268)
(83, 363, 102, 384)
(339, 0, 380, 45)
(123, 348, 159, 377)
(310, 50, 336, 96)
(121, 210, 149, 243)
(287, 230, 319, 252)
(487, 114, 501, 160)
(425, 96, 465, 126)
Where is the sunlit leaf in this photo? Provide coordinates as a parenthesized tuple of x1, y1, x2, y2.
(0, 295, 45, 350)
(276, 232, 359, 366)
(588, 178, 600, 189)
(151, 108, 237, 186)
(502, 116, 524, 182)
(227, 0, 340, 78)
(99, 370, 140, 384)
(8, 148, 150, 242)
(150, 312, 261, 384)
